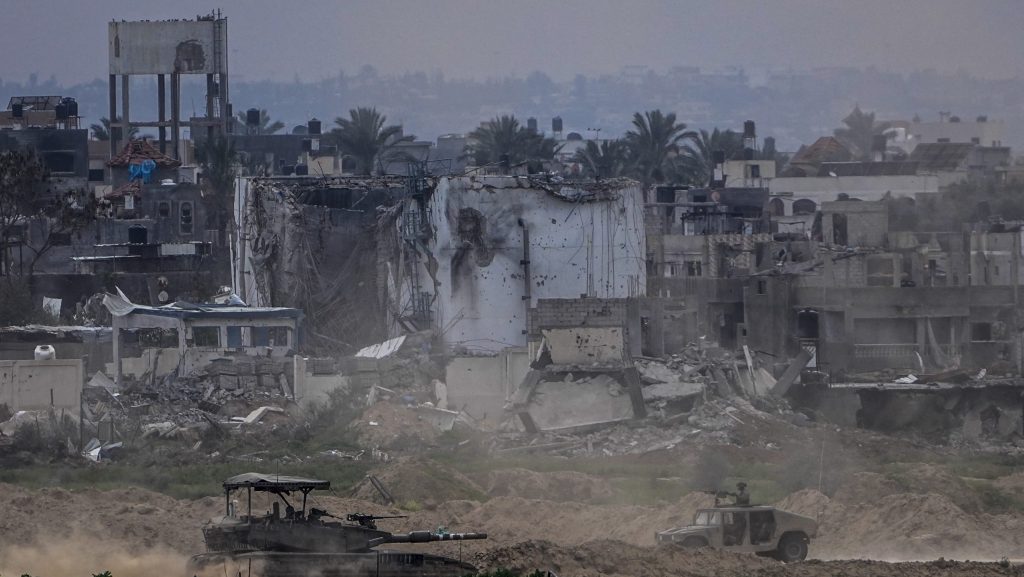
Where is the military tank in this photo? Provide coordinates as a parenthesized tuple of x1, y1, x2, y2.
(188, 473, 487, 577)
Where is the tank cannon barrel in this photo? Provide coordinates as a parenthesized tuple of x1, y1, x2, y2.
(368, 531, 488, 548)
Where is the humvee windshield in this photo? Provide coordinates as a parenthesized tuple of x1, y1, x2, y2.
(694, 510, 722, 526)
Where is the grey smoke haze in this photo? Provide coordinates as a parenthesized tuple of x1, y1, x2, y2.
(2, 0, 1022, 84)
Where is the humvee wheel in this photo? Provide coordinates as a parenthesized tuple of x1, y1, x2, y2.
(680, 536, 709, 550)
(775, 532, 808, 562)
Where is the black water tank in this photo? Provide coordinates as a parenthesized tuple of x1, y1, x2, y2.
(66, 98, 79, 117)
(246, 108, 260, 126)
(128, 225, 148, 244)
(527, 117, 538, 132)
(743, 120, 756, 139)
(307, 118, 322, 135)
(127, 226, 148, 255)
(11, 103, 22, 118)
(55, 103, 68, 119)
(552, 116, 563, 133)
(871, 134, 887, 153)
(294, 164, 309, 176)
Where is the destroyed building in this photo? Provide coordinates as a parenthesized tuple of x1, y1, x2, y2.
(388, 175, 646, 353)
(234, 174, 408, 351)
(103, 291, 301, 388)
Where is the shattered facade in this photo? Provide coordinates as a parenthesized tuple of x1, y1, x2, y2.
(390, 175, 646, 353)
(235, 175, 407, 352)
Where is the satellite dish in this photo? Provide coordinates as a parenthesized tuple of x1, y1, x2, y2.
(828, 171, 838, 178)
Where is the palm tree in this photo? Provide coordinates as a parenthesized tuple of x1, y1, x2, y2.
(573, 139, 631, 179)
(834, 106, 890, 161)
(90, 116, 138, 141)
(624, 110, 690, 188)
(676, 128, 744, 186)
(330, 107, 413, 175)
(236, 109, 285, 135)
(196, 135, 238, 235)
(466, 115, 561, 171)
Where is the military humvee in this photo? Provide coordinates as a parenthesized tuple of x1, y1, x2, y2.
(656, 505, 817, 562)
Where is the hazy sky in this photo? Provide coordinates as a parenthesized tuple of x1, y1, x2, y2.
(3, 0, 1023, 84)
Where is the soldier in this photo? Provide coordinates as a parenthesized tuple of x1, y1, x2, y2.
(733, 482, 750, 506)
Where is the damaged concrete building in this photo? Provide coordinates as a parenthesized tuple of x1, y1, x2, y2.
(387, 175, 646, 352)
(233, 172, 648, 429)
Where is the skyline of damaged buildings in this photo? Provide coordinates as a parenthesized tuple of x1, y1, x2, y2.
(2, 14, 1023, 446)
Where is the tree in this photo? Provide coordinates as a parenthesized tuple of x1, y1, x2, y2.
(236, 109, 285, 135)
(675, 128, 744, 186)
(330, 107, 413, 175)
(624, 110, 690, 188)
(834, 106, 890, 161)
(465, 115, 561, 172)
(0, 148, 92, 276)
(90, 117, 138, 141)
(573, 139, 631, 179)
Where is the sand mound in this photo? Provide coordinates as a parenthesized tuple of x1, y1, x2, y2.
(480, 468, 617, 502)
(350, 402, 444, 450)
(474, 540, 1020, 577)
(434, 491, 714, 548)
(774, 488, 830, 519)
(831, 471, 902, 504)
(0, 484, 220, 554)
(351, 457, 485, 506)
(474, 539, 776, 577)
(814, 491, 1021, 560)
(993, 471, 1024, 493)
(897, 463, 985, 512)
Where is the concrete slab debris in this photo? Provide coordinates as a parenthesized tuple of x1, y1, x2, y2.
(234, 405, 285, 425)
(641, 381, 704, 402)
(355, 335, 407, 359)
(771, 349, 813, 397)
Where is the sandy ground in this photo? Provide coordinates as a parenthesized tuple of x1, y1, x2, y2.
(1, 461, 1022, 577)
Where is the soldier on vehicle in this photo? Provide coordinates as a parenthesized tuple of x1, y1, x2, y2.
(732, 482, 750, 506)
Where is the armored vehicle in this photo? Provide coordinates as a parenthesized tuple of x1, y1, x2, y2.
(656, 505, 817, 562)
(188, 473, 487, 577)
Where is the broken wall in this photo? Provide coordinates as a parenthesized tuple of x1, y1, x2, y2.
(403, 176, 645, 353)
(445, 349, 529, 428)
(293, 356, 349, 407)
(236, 177, 404, 352)
(0, 359, 83, 412)
(528, 298, 641, 357)
(542, 327, 626, 365)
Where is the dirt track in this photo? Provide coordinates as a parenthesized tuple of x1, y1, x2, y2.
(2, 461, 1023, 577)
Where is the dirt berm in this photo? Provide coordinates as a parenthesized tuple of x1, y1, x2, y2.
(476, 540, 1024, 577)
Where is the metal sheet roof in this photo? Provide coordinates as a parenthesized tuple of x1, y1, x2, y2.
(223, 473, 330, 492)
(102, 291, 302, 320)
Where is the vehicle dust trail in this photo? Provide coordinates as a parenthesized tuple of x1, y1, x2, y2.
(0, 533, 187, 577)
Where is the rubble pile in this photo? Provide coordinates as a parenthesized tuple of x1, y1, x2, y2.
(494, 341, 794, 456)
(494, 397, 790, 457)
(78, 355, 296, 456)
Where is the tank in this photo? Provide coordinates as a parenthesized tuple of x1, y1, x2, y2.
(188, 473, 487, 577)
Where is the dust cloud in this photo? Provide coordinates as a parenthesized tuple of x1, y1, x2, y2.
(0, 533, 187, 577)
